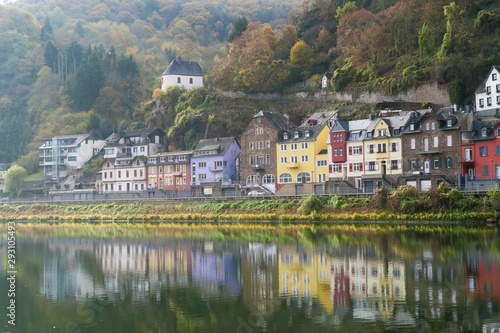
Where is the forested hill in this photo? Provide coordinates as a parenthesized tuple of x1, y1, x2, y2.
(0, 0, 499, 174)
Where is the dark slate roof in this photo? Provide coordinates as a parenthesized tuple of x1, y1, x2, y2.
(192, 137, 237, 157)
(475, 65, 500, 94)
(162, 57, 203, 76)
(254, 111, 290, 131)
(106, 128, 162, 142)
(279, 111, 335, 143)
(471, 119, 500, 141)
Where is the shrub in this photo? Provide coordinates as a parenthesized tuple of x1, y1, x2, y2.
(298, 195, 325, 214)
(372, 186, 389, 209)
(328, 194, 346, 211)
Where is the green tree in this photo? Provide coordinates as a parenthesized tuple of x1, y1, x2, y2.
(4, 165, 27, 197)
(228, 17, 248, 42)
(418, 22, 434, 61)
(335, 1, 357, 21)
(448, 79, 466, 106)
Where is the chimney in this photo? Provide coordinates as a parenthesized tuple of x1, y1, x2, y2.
(176, 55, 181, 61)
(283, 113, 291, 129)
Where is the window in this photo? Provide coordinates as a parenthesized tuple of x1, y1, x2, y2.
(434, 159, 440, 169)
(266, 154, 270, 164)
(266, 140, 270, 148)
(279, 173, 293, 183)
(479, 98, 484, 107)
(377, 143, 386, 153)
(411, 138, 415, 149)
(431, 122, 435, 130)
(378, 129, 386, 137)
(390, 143, 398, 152)
(68, 156, 77, 161)
(215, 161, 223, 168)
(479, 146, 488, 157)
(447, 135, 452, 146)
(301, 155, 308, 162)
(301, 142, 308, 150)
(482, 128, 488, 137)
(496, 145, 500, 156)
(339, 148, 343, 156)
(464, 148, 473, 161)
(352, 163, 361, 172)
(118, 171, 121, 178)
(199, 174, 206, 180)
(290, 156, 297, 163)
(263, 174, 275, 184)
(447, 157, 452, 168)
(177, 77, 181, 83)
(497, 95, 500, 103)
(317, 160, 327, 167)
(391, 160, 398, 170)
(280, 144, 287, 151)
(280, 156, 287, 164)
(283, 132, 288, 139)
(426, 123, 430, 130)
(250, 142, 254, 150)
(333, 148, 337, 156)
(199, 162, 206, 168)
(331, 164, 339, 173)
(352, 146, 359, 155)
(433, 137, 438, 148)
(487, 86, 492, 94)
(291, 143, 297, 151)
(369, 144, 374, 153)
(297, 172, 311, 183)
(483, 165, 489, 176)
(487, 97, 492, 105)
(497, 84, 500, 92)
(368, 161, 376, 171)
(246, 175, 258, 185)
(493, 73, 498, 81)
(250, 155, 254, 165)
(410, 123, 415, 131)
(104, 172, 107, 179)
(189, 78, 193, 84)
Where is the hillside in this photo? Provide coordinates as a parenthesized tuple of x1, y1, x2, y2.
(0, 0, 499, 175)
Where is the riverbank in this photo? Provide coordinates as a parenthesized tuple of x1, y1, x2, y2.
(0, 189, 496, 225)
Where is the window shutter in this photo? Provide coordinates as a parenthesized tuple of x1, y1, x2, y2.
(375, 164, 379, 171)
(395, 143, 399, 151)
(349, 146, 352, 155)
(349, 163, 353, 172)
(359, 162, 363, 171)
(359, 145, 362, 154)
(449, 157, 453, 168)
(416, 159, 419, 169)
(439, 157, 442, 168)
(408, 159, 411, 170)
(329, 165, 333, 173)
(430, 159, 434, 169)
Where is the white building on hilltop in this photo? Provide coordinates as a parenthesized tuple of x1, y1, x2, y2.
(475, 65, 500, 116)
(161, 56, 203, 91)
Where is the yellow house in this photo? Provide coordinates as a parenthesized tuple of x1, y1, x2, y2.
(361, 115, 410, 192)
(276, 111, 335, 195)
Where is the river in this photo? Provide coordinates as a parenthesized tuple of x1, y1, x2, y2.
(1, 224, 499, 332)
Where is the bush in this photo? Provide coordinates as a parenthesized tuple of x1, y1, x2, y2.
(298, 195, 325, 214)
(372, 186, 389, 209)
(328, 194, 346, 211)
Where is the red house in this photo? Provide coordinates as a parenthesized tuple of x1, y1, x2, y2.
(328, 119, 348, 175)
(146, 150, 193, 197)
(461, 120, 500, 190)
(465, 259, 500, 299)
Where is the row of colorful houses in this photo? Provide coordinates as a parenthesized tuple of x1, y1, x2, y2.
(40, 66, 500, 197)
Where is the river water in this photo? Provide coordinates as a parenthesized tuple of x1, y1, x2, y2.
(1, 225, 500, 332)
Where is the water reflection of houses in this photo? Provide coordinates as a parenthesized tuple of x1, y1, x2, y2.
(465, 255, 500, 300)
(278, 246, 408, 324)
(241, 243, 279, 319)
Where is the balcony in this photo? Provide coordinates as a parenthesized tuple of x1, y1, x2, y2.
(209, 166, 224, 172)
(416, 149, 442, 155)
(251, 164, 264, 171)
(287, 163, 299, 169)
(172, 171, 183, 176)
(116, 152, 132, 158)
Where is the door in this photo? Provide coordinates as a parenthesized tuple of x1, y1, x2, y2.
(314, 184, 323, 195)
(496, 165, 500, 179)
(468, 168, 474, 180)
(364, 181, 374, 193)
(295, 184, 304, 196)
(406, 180, 417, 188)
(421, 180, 432, 192)
(424, 159, 430, 174)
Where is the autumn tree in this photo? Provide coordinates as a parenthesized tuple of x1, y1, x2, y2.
(275, 25, 298, 60)
(290, 40, 313, 68)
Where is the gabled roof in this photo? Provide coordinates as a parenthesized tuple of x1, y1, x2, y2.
(475, 65, 500, 94)
(254, 111, 290, 131)
(470, 119, 500, 141)
(279, 111, 335, 143)
(192, 137, 238, 157)
(162, 57, 203, 76)
(105, 128, 162, 143)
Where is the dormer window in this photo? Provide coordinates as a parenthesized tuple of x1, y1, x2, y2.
(294, 132, 299, 139)
(377, 129, 386, 137)
(305, 131, 311, 138)
(283, 132, 288, 139)
(447, 120, 453, 127)
(410, 123, 415, 131)
(482, 128, 487, 137)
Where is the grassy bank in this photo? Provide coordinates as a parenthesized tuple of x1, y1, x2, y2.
(0, 184, 498, 224)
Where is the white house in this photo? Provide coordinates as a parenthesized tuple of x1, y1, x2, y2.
(39, 134, 105, 180)
(97, 156, 146, 193)
(103, 128, 163, 160)
(161, 56, 203, 91)
(475, 65, 500, 116)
